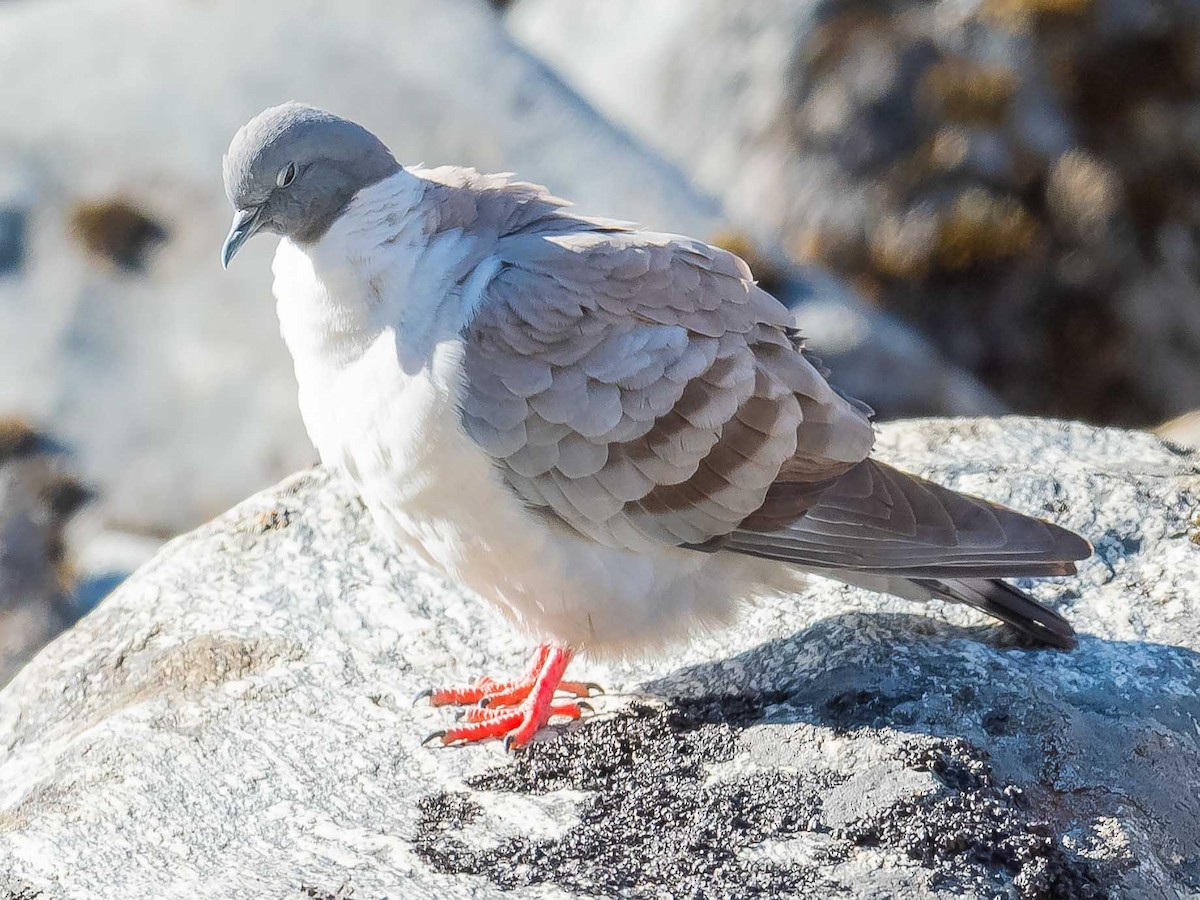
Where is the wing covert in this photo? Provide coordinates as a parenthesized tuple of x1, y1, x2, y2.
(460, 225, 875, 552)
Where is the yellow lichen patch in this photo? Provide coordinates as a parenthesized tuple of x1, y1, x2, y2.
(850, 273, 884, 304)
(787, 224, 866, 272)
(921, 59, 1019, 124)
(868, 208, 939, 279)
(983, 0, 1092, 30)
(709, 229, 785, 294)
(68, 198, 167, 271)
(789, 227, 833, 265)
(927, 128, 971, 172)
(899, 127, 1003, 189)
(1046, 150, 1123, 237)
(935, 189, 1037, 270)
(807, 10, 893, 77)
(709, 230, 756, 266)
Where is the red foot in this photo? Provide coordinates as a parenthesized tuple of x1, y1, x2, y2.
(420, 644, 595, 749)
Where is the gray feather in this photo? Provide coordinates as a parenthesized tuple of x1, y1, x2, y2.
(726, 460, 1091, 575)
(435, 166, 1089, 648)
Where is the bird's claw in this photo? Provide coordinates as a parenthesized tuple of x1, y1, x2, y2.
(412, 688, 433, 707)
(416, 644, 596, 748)
(420, 730, 447, 748)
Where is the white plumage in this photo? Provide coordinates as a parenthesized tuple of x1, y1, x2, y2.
(223, 102, 1087, 745)
(273, 169, 802, 654)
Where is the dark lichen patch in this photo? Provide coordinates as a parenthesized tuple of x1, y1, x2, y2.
(39, 473, 92, 520)
(417, 791, 482, 834)
(416, 694, 1108, 898)
(2, 885, 47, 900)
(68, 199, 167, 271)
(415, 695, 829, 898)
(844, 738, 1107, 899)
(1092, 527, 1144, 568)
(981, 708, 1016, 737)
(821, 686, 923, 733)
(0, 418, 40, 462)
(920, 59, 1019, 125)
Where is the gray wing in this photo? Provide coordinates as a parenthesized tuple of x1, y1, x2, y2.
(727, 458, 1091, 576)
(456, 204, 1087, 589)
(460, 225, 875, 553)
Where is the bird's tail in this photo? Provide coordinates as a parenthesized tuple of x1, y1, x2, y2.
(814, 570, 1077, 648)
(723, 459, 1091, 649)
(909, 576, 1076, 649)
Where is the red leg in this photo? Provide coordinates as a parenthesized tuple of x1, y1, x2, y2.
(457, 701, 590, 725)
(471, 677, 598, 710)
(423, 645, 550, 708)
(421, 644, 591, 749)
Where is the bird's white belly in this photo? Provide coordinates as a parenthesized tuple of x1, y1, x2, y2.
(293, 334, 790, 654)
(298, 337, 538, 600)
(273, 226, 796, 655)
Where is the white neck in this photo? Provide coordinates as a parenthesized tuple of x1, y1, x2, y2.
(272, 169, 482, 378)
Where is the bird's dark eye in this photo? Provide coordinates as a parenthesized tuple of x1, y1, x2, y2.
(277, 162, 296, 188)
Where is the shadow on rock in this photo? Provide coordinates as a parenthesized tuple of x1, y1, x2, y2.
(417, 613, 1199, 899)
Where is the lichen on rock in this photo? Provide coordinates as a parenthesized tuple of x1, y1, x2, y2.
(0, 418, 1196, 898)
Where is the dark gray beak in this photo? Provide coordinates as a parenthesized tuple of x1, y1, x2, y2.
(221, 206, 262, 269)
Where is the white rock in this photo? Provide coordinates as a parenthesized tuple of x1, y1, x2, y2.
(0, 418, 1195, 898)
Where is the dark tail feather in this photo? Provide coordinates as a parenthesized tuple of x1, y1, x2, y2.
(912, 577, 1076, 649)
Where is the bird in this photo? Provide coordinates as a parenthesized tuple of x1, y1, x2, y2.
(221, 103, 1092, 749)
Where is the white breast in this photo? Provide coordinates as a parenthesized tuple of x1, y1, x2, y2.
(270, 175, 798, 655)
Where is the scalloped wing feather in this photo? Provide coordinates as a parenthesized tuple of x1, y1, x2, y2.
(461, 218, 875, 553)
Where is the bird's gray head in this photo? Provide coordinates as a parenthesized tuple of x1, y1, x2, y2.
(220, 102, 400, 268)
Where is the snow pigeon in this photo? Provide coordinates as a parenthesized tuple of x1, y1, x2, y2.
(222, 103, 1091, 749)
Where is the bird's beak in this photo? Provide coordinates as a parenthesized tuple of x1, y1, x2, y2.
(221, 206, 262, 269)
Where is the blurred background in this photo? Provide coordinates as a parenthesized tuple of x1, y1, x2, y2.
(2, 0, 1199, 684)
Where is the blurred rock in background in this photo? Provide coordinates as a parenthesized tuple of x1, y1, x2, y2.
(0, 419, 90, 687)
(0, 0, 985, 559)
(510, 0, 1200, 425)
